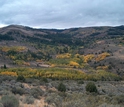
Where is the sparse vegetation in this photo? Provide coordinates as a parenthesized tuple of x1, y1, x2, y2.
(0, 75, 123, 107)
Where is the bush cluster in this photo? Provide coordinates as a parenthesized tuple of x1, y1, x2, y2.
(17, 75, 25, 82)
(85, 82, 97, 93)
(57, 83, 66, 92)
(1, 95, 19, 107)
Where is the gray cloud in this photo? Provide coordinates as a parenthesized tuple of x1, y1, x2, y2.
(0, 0, 124, 28)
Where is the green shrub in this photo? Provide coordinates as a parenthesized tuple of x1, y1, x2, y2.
(42, 78, 48, 83)
(78, 80, 84, 84)
(11, 87, 25, 95)
(0, 76, 15, 82)
(1, 95, 19, 107)
(85, 82, 97, 93)
(30, 88, 44, 99)
(40, 78, 48, 83)
(57, 83, 66, 92)
(17, 75, 25, 82)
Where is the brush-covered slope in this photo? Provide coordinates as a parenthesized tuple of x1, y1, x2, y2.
(0, 25, 124, 79)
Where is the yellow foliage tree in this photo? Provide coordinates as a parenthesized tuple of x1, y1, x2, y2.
(56, 53, 71, 59)
(0, 46, 26, 52)
(69, 61, 79, 67)
(0, 71, 17, 76)
(83, 54, 94, 63)
(95, 52, 110, 61)
(96, 66, 109, 70)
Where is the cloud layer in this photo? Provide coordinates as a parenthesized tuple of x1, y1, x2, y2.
(0, 0, 124, 28)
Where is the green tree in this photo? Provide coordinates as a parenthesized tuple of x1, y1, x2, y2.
(3, 64, 7, 69)
(85, 82, 97, 93)
(57, 83, 66, 92)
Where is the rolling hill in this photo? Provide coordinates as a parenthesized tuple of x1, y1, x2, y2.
(0, 25, 124, 79)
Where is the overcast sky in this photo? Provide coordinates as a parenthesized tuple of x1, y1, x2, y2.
(0, 0, 124, 29)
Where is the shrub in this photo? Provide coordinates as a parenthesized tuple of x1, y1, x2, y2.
(85, 82, 97, 93)
(23, 96, 35, 104)
(78, 80, 84, 84)
(0, 103, 3, 107)
(17, 75, 25, 82)
(0, 76, 16, 82)
(45, 93, 63, 106)
(1, 95, 19, 107)
(40, 78, 48, 83)
(30, 88, 44, 99)
(57, 83, 66, 92)
(114, 95, 124, 104)
(11, 87, 25, 95)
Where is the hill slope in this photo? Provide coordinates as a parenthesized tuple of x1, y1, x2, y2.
(0, 25, 124, 78)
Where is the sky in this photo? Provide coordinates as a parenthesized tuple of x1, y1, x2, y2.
(0, 0, 124, 29)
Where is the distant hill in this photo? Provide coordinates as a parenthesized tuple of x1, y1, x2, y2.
(0, 25, 124, 77)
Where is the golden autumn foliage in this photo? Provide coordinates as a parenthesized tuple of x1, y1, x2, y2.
(56, 53, 71, 59)
(83, 54, 94, 63)
(50, 64, 56, 67)
(0, 68, 121, 80)
(75, 54, 80, 58)
(95, 52, 110, 61)
(0, 46, 27, 52)
(9, 55, 16, 60)
(69, 61, 79, 67)
(96, 66, 109, 70)
(36, 59, 42, 62)
(0, 71, 17, 76)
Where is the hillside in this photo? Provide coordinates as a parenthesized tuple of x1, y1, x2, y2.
(0, 25, 124, 79)
(0, 25, 124, 107)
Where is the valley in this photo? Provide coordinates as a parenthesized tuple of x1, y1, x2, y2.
(0, 25, 124, 107)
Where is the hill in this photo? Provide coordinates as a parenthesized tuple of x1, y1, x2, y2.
(0, 25, 124, 107)
(0, 25, 124, 79)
